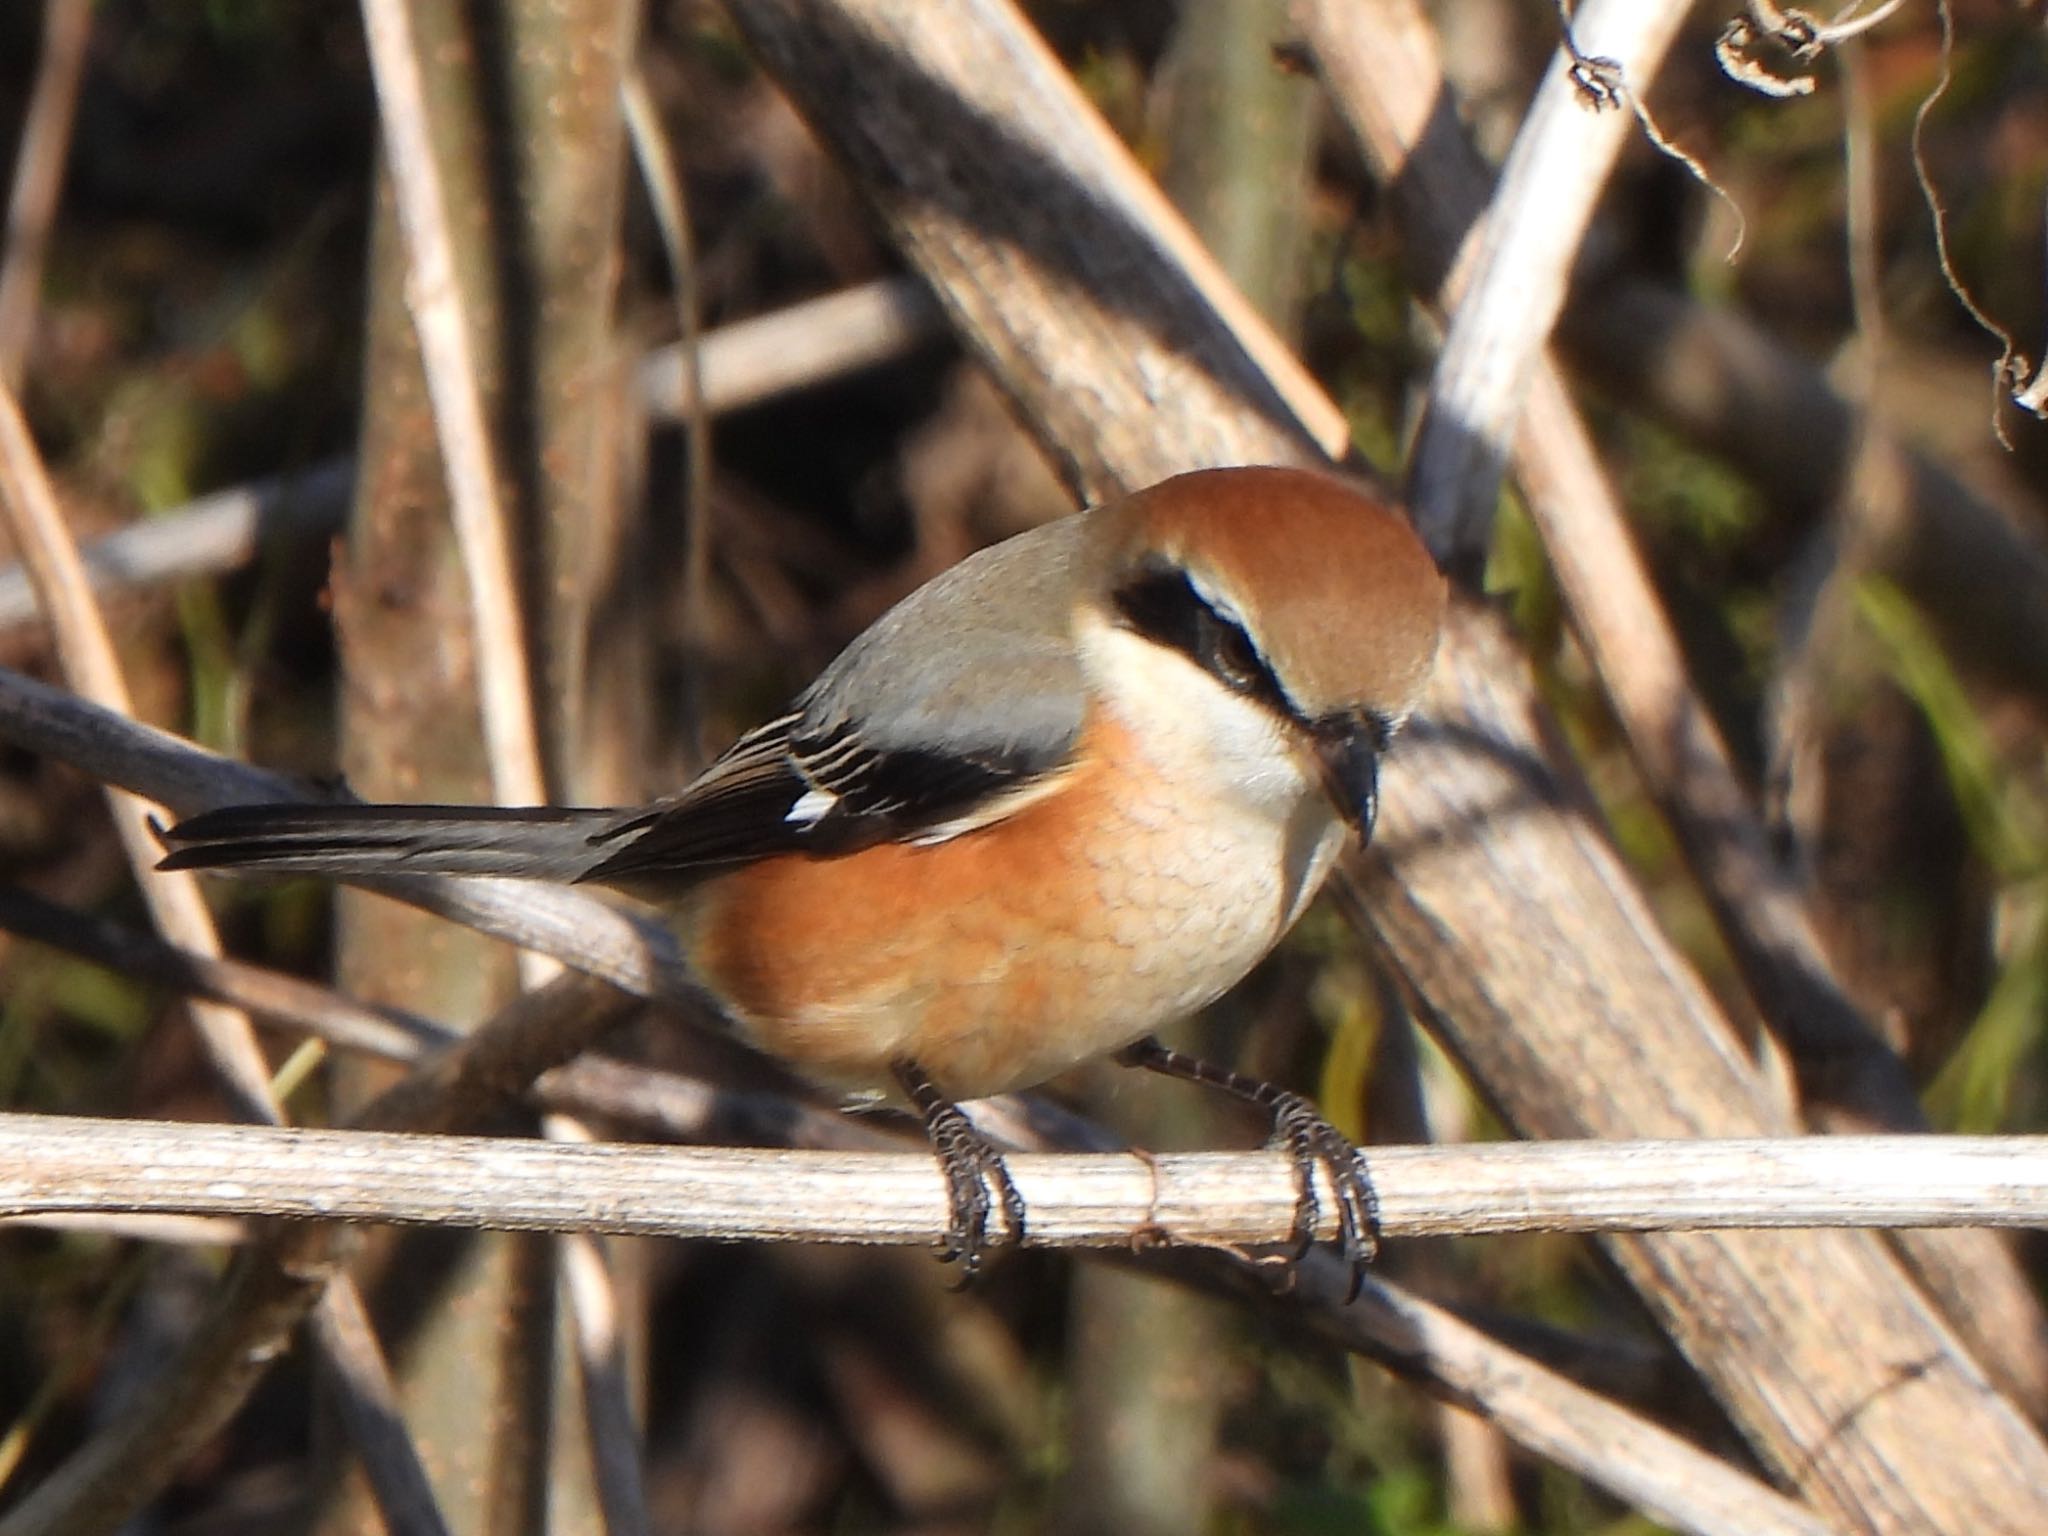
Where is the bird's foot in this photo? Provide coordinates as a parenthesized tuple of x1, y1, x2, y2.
(925, 1101, 1026, 1275)
(1115, 1035, 1380, 1300)
(893, 1059, 1026, 1277)
(1265, 1088, 1380, 1301)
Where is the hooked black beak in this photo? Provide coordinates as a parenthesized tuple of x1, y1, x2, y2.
(1314, 711, 1388, 844)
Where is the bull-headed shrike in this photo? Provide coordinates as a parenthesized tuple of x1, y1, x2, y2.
(163, 465, 1447, 1283)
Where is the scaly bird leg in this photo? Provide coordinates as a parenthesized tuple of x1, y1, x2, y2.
(892, 1058, 1026, 1276)
(1116, 1033, 1379, 1299)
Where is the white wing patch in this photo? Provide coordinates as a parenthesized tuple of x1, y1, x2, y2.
(785, 787, 841, 826)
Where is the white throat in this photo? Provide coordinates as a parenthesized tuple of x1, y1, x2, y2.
(1075, 610, 1349, 937)
(1075, 612, 1316, 820)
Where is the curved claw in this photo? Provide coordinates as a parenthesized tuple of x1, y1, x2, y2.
(926, 1100, 1026, 1275)
(1267, 1090, 1381, 1302)
(894, 1058, 1026, 1278)
(1114, 1034, 1383, 1299)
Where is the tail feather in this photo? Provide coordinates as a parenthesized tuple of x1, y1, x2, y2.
(159, 803, 624, 881)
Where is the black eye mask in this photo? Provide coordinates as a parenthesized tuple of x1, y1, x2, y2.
(1111, 565, 1293, 720)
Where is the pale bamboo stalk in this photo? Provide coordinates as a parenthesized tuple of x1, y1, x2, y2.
(0, 1122, 1851, 1536)
(638, 275, 941, 420)
(1, 1213, 245, 1245)
(0, 459, 354, 630)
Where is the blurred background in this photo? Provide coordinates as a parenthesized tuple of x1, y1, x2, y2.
(0, 1, 2045, 1532)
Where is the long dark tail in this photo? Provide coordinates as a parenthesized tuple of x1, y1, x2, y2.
(158, 802, 625, 881)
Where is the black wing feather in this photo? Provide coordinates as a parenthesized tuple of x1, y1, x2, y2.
(578, 712, 1055, 885)
(162, 514, 1090, 889)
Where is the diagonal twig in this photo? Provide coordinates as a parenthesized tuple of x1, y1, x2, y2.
(0, 0, 92, 389)
(0, 382, 452, 1535)
(1404, 0, 1694, 574)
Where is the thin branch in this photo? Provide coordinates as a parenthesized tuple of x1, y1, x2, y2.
(308, 1285, 455, 1536)
(4, 1114, 2045, 1240)
(637, 274, 941, 418)
(0, 662, 701, 1004)
(623, 66, 714, 769)
(548, 1118, 652, 1536)
(0, 1110, 1852, 1536)
(0, 0, 92, 388)
(0, 458, 354, 632)
(0, 382, 277, 1116)
(0, 1212, 245, 1244)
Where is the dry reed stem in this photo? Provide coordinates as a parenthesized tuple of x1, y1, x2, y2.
(4, 1114, 2045, 1242)
(1404, 0, 1693, 570)
(358, 0, 546, 812)
(1297, 0, 2048, 1417)
(0, 0, 91, 388)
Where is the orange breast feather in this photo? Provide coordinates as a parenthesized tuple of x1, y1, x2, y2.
(685, 711, 1275, 1100)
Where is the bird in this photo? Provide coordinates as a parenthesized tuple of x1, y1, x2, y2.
(160, 464, 1447, 1284)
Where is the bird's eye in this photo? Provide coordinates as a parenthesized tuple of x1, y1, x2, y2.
(1206, 617, 1262, 692)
